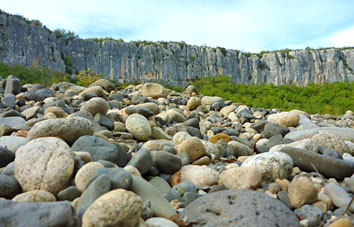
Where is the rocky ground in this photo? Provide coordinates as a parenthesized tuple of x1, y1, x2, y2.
(0, 76, 354, 227)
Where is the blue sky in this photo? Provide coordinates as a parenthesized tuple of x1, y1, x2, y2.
(1, 0, 354, 52)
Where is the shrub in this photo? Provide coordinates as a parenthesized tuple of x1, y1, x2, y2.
(76, 68, 102, 87)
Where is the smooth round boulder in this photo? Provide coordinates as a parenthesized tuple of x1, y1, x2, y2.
(27, 117, 94, 144)
(82, 189, 143, 227)
(140, 83, 168, 98)
(268, 112, 300, 127)
(241, 151, 293, 182)
(186, 97, 201, 110)
(81, 97, 109, 116)
(125, 114, 152, 141)
(179, 189, 300, 227)
(12, 190, 56, 202)
(89, 79, 115, 92)
(201, 96, 223, 105)
(14, 137, 75, 194)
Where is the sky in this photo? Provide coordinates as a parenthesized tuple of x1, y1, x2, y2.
(1, 0, 354, 52)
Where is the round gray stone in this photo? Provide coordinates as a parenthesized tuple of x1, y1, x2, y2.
(179, 189, 300, 227)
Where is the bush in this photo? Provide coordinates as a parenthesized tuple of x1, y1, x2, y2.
(0, 63, 75, 86)
(191, 75, 354, 115)
(76, 68, 102, 87)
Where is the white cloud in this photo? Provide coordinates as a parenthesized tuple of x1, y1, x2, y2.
(325, 26, 354, 48)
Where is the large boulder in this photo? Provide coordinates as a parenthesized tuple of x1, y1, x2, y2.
(14, 137, 75, 194)
(179, 189, 300, 227)
(27, 117, 94, 144)
(141, 83, 168, 98)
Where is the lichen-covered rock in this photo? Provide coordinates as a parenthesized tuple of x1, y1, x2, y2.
(82, 189, 143, 227)
(27, 117, 94, 144)
(14, 137, 75, 194)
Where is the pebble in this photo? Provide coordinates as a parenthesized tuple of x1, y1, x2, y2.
(74, 162, 104, 192)
(175, 137, 206, 162)
(126, 113, 152, 141)
(324, 183, 354, 212)
(288, 176, 317, 208)
(218, 166, 261, 189)
(82, 189, 143, 227)
(12, 190, 56, 202)
(241, 151, 294, 182)
(294, 205, 323, 227)
(180, 165, 220, 187)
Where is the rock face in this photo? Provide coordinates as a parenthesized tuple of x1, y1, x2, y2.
(14, 137, 75, 194)
(1, 10, 353, 86)
(179, 189, 300, 227)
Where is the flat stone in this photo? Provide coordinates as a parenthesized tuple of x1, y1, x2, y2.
(76, 174, 111, 218)
(0, 199, 78, 226)
(14, 137, 75, 194)
(148, 176, 172, 195)
(21, 106, 40, 120)
(127, 149, 153, 175)
(71, 136, 130, 167)
(25, 88, 54, 101)
(57, 186, 81, 201)
(179, 189, 300, 227)
(152, 127, 172, 140)
(131, 175, 176, 218)
(324, 183, 354, 212)
(2, 94, 16, 108)
(27, 117, 94, 144)
(0, 146, 15, 167)
(294, 205, 323, 227)
(0, 117, 26, 129)
(145, 217, 179, 227)
(284, 127, 354, 143)
(0, 174, 21, 198)
(201, 96, 223, 105)
(150, 150, 182, 174)
(280, 147, 354, 180)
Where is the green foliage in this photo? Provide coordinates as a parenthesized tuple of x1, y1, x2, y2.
(192, 75, 354, 115)
(0, 63, 75, 86)
(63, 56, 73, 74)
(76, 68, 102, 87)
(217, 47, 227, 56)
(54, 29, 78, 42)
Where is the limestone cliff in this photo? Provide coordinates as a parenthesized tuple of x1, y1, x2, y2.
(0, 10, 353, 86)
